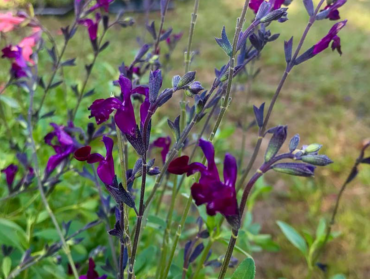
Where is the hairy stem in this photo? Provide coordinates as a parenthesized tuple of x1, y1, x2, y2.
(180, 0, 201, 134)
(71, 30, 107, 120)
(27, 89, 79, 279)
(91, 166, 119, 271)
(162, 193, 193, 279)
(313, 143, 370, 264)
(37, 21, 77, 115)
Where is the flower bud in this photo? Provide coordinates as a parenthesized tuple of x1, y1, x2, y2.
(289, 134, 300, 152)
(260, 8, 288, 23)
(177, 71, 196, 89)
(301, 155, 333, 166)
(188, 81, 204, 95)
(304, 143, 322, 154)
(265, 126, 287, 162)
(272, 162, 315, 177)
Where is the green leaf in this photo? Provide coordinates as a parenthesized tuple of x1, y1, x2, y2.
(277, 221, 308, 255)
(0, 218, 28, 251)
(330, 275, 346, 279)
(231, 257, 256, 279)
(2, 256, 12, 278)
(0, 95, 19, 108)
(316, 218, 326, 238)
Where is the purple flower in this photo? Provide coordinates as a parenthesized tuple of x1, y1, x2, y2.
(1, 164, 18, 188)
(88, 0, 114, 13)
(249, 0, 284, 14)
(88, 75, 149, 137)
(2, 45, 28, 78)
(74, 136, 115, 185)
(168, 139, 239, 217)
(45, 123, 76, 173)
(79, 258, 107, 279)
(321, 0, 346, 21)
(313, 20, 347, 55)
(151, 136, 171, 164)
(78, 13, 101, 40)
(166, 32, 183, 51)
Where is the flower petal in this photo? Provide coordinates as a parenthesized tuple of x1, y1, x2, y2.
(223, 153, 237, 188)
(88, 97, 122, 125)
(74, 146, 92, 161)
(168, 156, 190, 175)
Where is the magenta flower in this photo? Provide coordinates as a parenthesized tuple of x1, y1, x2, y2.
(2, 45, 28, 78)
(249, 0, 284, 14)
(313, 20, 347, 55)
(78, 13, 101, 41)
(88, 75, 149, 137)
(74, 136, 115, 185)
(79, 258, 107, 279)
(166, 32, 183, 51)
(168, 139, 239, 218)
(321, 0, 346, 21)
(1, 164, 18, 189)
(88, 0, 114, 13)
(151, 136, 171, 164)
(45, 123, 76, 173)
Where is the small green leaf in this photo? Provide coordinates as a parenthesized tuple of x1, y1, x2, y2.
(2, 256, 12, 278)
(277, 221, 308, 255)
(330, 275, 346, 279)
(0, 95, 19, 108)
(316, 218, 326, 238)
(231, 257, 256, 279)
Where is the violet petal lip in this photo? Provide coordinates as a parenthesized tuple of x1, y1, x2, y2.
(313, 20, 347, 55)
(73, 136, 115, 185)
(168, 139, 239, 217)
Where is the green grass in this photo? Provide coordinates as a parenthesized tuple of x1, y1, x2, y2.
(1, 0, 370, 278)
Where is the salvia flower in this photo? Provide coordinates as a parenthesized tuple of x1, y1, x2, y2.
(0, 12, 25, 33)
(89, 74, 150, 137)
(166, 32, 183, 51)
(150, 136, 171, 164)
(168, 139, 239, 219)
(1, 164, 18, 190)
(321, 0, 347, 21)
(250, 0, 285, 14)
(18, 28, 42, 63)
(2, 45, 28, 79)
(45, 123, 76, 173)
(78, 13, 101, 41)
(88, 0, 114, 13)
(313, 20, 347, 55)
(74, 136, 115, 185)
(79, 258, 107, 279)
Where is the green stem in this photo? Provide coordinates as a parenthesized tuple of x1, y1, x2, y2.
(180, 0, 201, 134)
(192, 240, 214, 278)
(27, 89, 79, 279)
(313, 143, 370, 264)
(37, 21, 77, 116)
(155, 174, 169, 215)
(71, 30, 107, 120)
(161, 194, 193, 279)
(157, 174, 178, 279)
(91, 166, 119, 271)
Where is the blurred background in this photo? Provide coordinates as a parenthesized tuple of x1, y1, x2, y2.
(1, 0, 370, 278)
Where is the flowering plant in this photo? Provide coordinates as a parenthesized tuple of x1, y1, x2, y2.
(0, 0, 367, 279)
